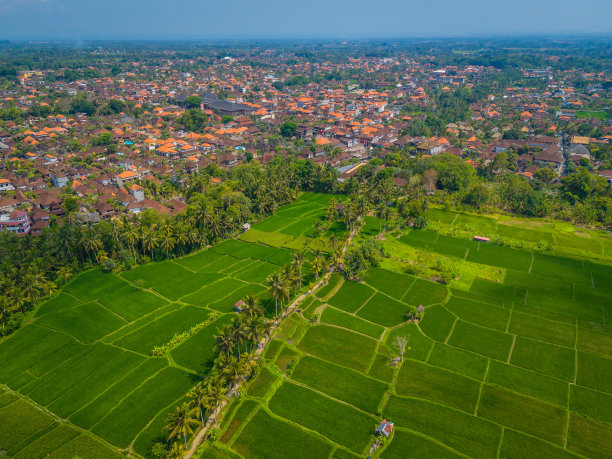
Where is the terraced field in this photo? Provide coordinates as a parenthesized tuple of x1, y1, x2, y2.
(208, 219, 612, 458)
(0, 193, 340, 458)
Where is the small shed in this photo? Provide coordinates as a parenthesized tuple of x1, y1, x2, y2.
(375, 419, 394, 438)
(233, 300, 245, 313)
(474, 235, 490, 243)
(417, 305, 425, 316)
(241, 223, 251, 231)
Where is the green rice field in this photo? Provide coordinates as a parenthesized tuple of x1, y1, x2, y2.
(0, 194, 339, 457)
(207, 206, 612, 458)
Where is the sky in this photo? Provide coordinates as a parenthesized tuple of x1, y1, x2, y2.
(0, 0, 611, 40)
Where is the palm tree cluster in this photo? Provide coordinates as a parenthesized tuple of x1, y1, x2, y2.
(161, 295, 268, 455)
(266, 250, 310, 316)
(0, 157, 338, 337)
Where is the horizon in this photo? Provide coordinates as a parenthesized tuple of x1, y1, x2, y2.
(1, 0, 611, 40)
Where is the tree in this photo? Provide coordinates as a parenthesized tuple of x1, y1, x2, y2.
(534, 167, 556, 183)
(267, 272, 284, 316)
(178, 109, 207, 132)
(423, 169, 438, 194)
(205, 378, 227, 425)
(184, 95, 202, 109)
(463, 182, 489, 208)
(393, 336, 408, 361)
(188, 383, 208, 425)
(165, 402, 199, 450)
(280, 121, 297, 138)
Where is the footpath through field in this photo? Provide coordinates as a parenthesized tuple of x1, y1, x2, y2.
(184, 220, 360, 458)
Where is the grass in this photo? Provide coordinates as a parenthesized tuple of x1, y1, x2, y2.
(327, 280, 374, 313)
(402, 278, 448, 306)
(316, 273, 343, 300)
(566, 412, 612, 458)
(25, 344, 122, 407)
(448, 320, 513, 361)
(98, 285, 169, 322)
(396, 359, 480, 412)
(418, 305, 456, 342)
(114, 305, 210, 355)
(35, 301, 127, 344)
(569, 384, 612, 425)
(47, 351, 145, 418)
(427, 342, 488, 380)
(298, 325, 378, 372)
(507, 311, 576, 347)
(576, 350, 612, 394)
(356, 292, 411, 327)
(577, 327, 612, 358)
(274, 345, 299, 373)
(0, 399, 56, 451)
(320, 306, 384, 339)
(509, 337, 575, 381)
(499, 429, 581, 459)
(64, 269, 128, 302)
(11, 424, 79, 459)
(233, 409, 334, 459)
(383, 430, 464, 458)
(171, 314, 234, 374)
(69, 359, 167, 429)
(386, 323, 433, 361)
(291, 356, 388, 413)
(367, 354, 397, 382)
(486, 359, 568, 407)
(34, 292, 83, 317)
(363, 267, 415, 300)
(444, 296, 510, 331)
(92, 366, 198, 448)
(383, 395, 502, 458)
(46, 434, 121, 458)
(219, 399, 259, 444)
(268, 381, 375, 453)
(477, 384, 567, 445)
(247, 367, 279, 399)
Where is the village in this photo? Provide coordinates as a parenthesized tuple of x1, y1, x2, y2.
(0, 42, 610, 235)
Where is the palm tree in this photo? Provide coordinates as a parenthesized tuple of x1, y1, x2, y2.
(159, 227, 176, 259)
(205, 379, 227, 425)
(266, 272, 283, 317)
(311, 255, 324, 279)
(230, 318, 247, 359)
(122, 222, 138, 264)
(243, 295, 263, 319)
(165, 402, 199, 450)
(140, 227, 158, 260)
(222, 355, 245, 387)
(215, 327, 234, 358)
(244, 316, 263, 352)
(188, 383, 208, 425)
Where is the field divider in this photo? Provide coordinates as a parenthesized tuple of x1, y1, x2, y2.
(444, 317, 458, 344)
(0, 383, 125, 456)
(352, 291, 377, 315)
(506, 335, 516, 363)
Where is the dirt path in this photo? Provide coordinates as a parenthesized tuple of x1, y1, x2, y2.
(184, 224, 359, 458)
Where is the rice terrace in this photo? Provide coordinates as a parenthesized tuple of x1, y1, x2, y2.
(1, 192, 612, 459)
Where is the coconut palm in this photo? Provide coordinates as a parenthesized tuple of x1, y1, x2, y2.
(165, 402, 199, 450)
(214, 327, 234, 358)
(205, 379, 227, 425)
(222, 355, 245, 387)
(140, 227, 158, 260)
(243, 295, 263, 319)
(188, 383, 208, 425)
(230, 318, 247, 359)
(122, 222, 138, 264)
(266, 271, 283, 317)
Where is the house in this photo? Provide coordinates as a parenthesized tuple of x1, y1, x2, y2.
(474, 235, 490, 243)
(51, 173, 68, 188)
(0, 210, 31, 236)
(0, 179, 15, 192)
(129, 184, 145, 202)
(116, 170, 139, 187)
(534, 146, 564, 171)
(233, 300, 245, 313)
(375, 420, 394, 438)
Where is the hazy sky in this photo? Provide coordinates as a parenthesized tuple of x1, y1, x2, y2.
(0, 0, 611, 40)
